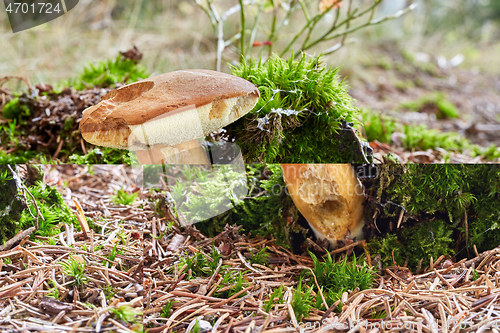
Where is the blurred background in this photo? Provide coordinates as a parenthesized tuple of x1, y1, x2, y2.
(1, 0, 499, 81)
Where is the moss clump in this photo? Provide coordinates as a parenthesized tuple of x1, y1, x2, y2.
(229, 54, 370, 163)
(306, 253, 376, 311)
(2, 97, 30, 120)
(369, 220, 454, 269)
(62, 55, 150, 91)
(0, 165, 81, 244)
(69, 148, 130, 164)
(154, 164, 303, 248)
(361, 110, 396, 144)
(367, 164, 500, 269)
(400, 93, 459, 119)
(16, 179, 80, 238)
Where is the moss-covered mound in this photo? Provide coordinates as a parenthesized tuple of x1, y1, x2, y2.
(156, 163, 500, 271)
(229, 54, 371, 163)
(366, 164, 500, 269)
(153, 164, 307, 248)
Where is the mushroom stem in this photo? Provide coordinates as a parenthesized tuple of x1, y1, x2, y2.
(281, 164, 365, 247)
(135, 139, 210, 165)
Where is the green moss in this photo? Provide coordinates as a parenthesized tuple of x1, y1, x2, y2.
(158, 164, 303, 248)
(0, 165, 81, 244)
(360, 109, 500, 159)
(361, 109, 396, 144)
(2, 97, 30, 120)
(367, 164, 500, 269)
(306, 252, 375, 311)
(400, 93, 459, 119)
(0, 165, 25, 244)
(68, 148, 130, 164)
(17, 180, 80, 237)
(229, 54, 369, 163)
(367, 234, 404, 267)
(61, 55, 150, 91)
(402, 124, 469, 151)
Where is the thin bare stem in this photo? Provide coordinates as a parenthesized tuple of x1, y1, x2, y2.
(303, 0, 382, 51)
(340, 0, 354, 46)
(321, 4, 417, 43)
(208, 1, 225, 71)
(239, 0, 246, 57)
(248, 0, 264, 57)
(268, 0, 278, 56)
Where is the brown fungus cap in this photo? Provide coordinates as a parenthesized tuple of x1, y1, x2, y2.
(79, 70, 260, 150)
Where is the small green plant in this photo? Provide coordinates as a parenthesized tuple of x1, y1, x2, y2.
(192, 319, 200, 333)
(111, 188, 139, 206)
(117, 228, 127, 245)
(248, 247, 270, 265)
(309, 252, 376, 294)
(215, 270, 249, 299)
(0, 168, 13, 182)
(471, 269, 480, 281)
(60, 256, 88, 287)
(263, 285, 284, 313)
(160, 300, 178, 318)
(103, 285, 116, 301)
(105, 244, 120, 267)
(85, 302, 96, 309)
(1, 119, 20, 145)
(290, 279, 314, 322)
(48, 237, 57, 246)
(109, 304, 142, 323)
(306, 252, 375, 311)
(370, 305, 398, 319)
(46, 279, 59, 299)
(179, 252, 209, 279)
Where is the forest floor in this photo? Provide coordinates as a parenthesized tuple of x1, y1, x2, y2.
(159, 229, 500, 332)
(0, 165, 143, 332)
(344, 45, 500, 163)
(0, 164, 500, 332)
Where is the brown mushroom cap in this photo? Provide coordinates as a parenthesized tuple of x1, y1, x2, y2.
(79, 70, 260, 150)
